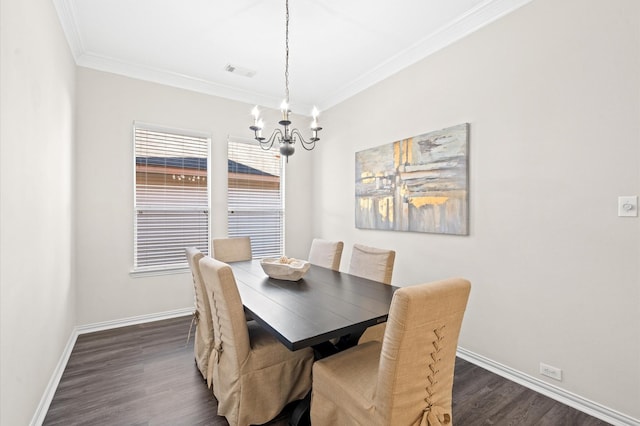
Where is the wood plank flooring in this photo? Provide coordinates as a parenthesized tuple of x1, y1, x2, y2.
(44, 316, 611, 425)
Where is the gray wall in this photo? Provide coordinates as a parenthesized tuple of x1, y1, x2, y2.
(314, 0, 640, 419)
(0, 0, 77, 424)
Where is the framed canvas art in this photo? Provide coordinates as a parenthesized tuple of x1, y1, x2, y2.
(355, 123, 469, 235)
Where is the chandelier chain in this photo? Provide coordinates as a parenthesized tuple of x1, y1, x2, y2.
(248, 0, 321, 162)
(284, 0, 290, 105)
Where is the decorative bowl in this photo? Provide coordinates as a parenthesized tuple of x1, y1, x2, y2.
(260, 257, 310, 281)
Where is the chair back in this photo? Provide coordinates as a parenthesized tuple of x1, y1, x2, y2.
(185, 247, 207, 316)
(375, 278, 471, 425)
(308, 238, 344, 271)
(198, 256, 251, 397)
(348, 243, 396, 284)
(185, 247, 213, 379)
(212, 236, 252, 262)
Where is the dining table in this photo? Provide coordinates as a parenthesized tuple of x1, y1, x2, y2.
(228, 259, 398, 425)
(229, 259, 398, 351)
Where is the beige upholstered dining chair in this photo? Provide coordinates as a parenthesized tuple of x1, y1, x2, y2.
(308, 238, 344, 271)
(211, 236, 252, 263)
(348, 243, 395, 284)
(185, 247, 213, 380)
(311, 278, 471, 426)
(348, 243, 396, 344)
(199, 256, 314, 426)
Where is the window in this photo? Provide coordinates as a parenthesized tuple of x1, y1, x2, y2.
(227, 138, 284, 258)
(133, 123, 209, 273)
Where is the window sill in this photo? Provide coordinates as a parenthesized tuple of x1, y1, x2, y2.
(130, 266, 190, 278)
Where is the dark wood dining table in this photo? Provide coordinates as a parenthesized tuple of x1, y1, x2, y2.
(228, 259, 398, 351)
(229, 259, 397, 425)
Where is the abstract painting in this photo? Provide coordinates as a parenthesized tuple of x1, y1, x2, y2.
(355, 123, 469, 235)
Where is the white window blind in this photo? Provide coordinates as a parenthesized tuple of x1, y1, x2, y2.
(134, 123, 209, 272)
(227, 138, 284, 259)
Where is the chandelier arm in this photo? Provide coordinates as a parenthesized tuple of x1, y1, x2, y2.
(255, 129, 283, 151)
(290, 128, 317, 151)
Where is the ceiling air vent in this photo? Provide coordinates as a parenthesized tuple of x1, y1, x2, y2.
(224, 64, 256, 78)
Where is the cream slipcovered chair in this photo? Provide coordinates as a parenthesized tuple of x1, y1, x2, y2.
(185, 247, 213, 380)
(199, 256, 314, 426)
(311, 278, 471, 426)
(212, 236, 252, 263)
(348, 243, 396, 344)
(187, 248, 253, 384)
(308, 238, 344, 271)
(348, 243, 395, 284)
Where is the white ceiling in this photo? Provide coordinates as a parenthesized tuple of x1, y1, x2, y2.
(53, 0, 532, 115)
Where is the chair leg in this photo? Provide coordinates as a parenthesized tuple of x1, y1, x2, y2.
(289, 391, 311, 426)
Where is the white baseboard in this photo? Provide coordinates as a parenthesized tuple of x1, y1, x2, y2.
(29, 330, 78, 426)
(457, 347, 640, 426)
(31, 315, 638, 426)
(30, 307, 193, 426)
(75, 307, 193, 335)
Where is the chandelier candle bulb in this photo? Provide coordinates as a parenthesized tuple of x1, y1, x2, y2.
(251, 106, 260, 125)
(280, 100, 289, 120)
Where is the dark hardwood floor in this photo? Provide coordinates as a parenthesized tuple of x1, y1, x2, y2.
(44, 316, 611, 426)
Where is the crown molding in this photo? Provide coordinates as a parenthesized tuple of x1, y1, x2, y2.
(76, 52, 295, 110)
(52, 0, 84, 59)
(53, 0, 533, 114)
(316, 0, 535, 111)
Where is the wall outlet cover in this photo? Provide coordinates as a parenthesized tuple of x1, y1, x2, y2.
(540, 362, 562, 381)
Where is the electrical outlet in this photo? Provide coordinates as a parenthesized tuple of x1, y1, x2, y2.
(539, 362, 562, 381)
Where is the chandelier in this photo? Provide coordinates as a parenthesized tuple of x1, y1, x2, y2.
(249, 0, 322, 162)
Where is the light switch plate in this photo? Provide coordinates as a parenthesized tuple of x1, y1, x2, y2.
(618, 196, 638, 217)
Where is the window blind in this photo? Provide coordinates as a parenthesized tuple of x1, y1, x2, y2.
(227, 138, 284, 259)
(134, 124, 209, 272)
